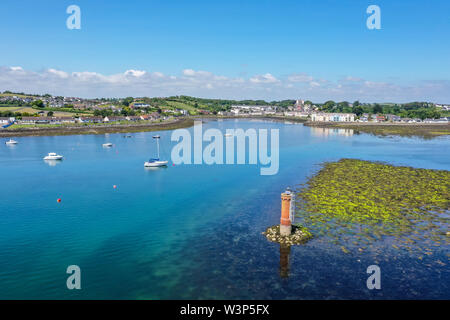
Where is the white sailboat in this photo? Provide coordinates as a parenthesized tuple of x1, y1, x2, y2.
(5, 139, 18, 145)
(144, 135, 168, 167)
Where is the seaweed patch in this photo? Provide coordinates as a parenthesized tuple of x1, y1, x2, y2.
(296, 159, 450, 255)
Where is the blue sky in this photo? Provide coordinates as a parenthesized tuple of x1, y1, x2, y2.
(0, 0, 449, 102)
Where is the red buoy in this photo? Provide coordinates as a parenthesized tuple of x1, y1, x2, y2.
(57, 198, 61, 203)
(113, 185, 117, 189)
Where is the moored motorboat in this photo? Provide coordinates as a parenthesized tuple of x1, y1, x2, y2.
(43, 152, 63, 160)
(102, 143, 113, 147)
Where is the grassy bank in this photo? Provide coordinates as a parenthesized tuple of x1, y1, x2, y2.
(0, 118, 194, 137)
(296, 159, 449, 255)
(1, 116, 306, 138)
(304, 121, 450, 139)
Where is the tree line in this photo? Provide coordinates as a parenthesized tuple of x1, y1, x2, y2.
(318, 101, 442, 120)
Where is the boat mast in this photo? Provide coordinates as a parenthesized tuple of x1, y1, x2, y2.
(153, 135, 161, 160)
(157, 138, 160, 159)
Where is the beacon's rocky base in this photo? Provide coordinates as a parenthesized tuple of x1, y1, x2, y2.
(263, 225, 312, 246)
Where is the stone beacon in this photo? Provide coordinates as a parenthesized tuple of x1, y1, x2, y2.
(280, 189, 293, 236)
(263, 187, 311, 248)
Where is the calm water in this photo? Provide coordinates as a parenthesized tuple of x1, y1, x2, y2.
(0, 119, 449, 299)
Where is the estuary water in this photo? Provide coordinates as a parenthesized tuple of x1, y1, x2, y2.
(0, 119, 448, 299)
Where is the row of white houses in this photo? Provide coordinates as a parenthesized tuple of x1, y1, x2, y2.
(310, 113, 356, 122)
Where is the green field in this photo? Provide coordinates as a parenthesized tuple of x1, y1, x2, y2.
(164, 100, 203, 114)
(0, 106, 91, 117)
(0, 93, 32, 98)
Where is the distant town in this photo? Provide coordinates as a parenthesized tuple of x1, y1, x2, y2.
(1, 91, 449, 128)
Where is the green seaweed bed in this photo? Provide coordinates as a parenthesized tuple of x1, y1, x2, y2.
(296, 159, 449, 255)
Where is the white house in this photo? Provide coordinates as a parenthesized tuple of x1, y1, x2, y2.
(0, 117, 13, 125)
(19, 117, 38, 125)
(284, 111, 309, 118)
(310, 113, 355, 122)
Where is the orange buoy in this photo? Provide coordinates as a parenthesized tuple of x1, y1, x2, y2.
(113, 185, 117, 189)
(57, 198, 61, 203)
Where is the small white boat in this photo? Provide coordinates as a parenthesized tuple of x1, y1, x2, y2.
(144, 135, 168, 167)
(102, 143, 113, 147)
(5, 139, 18, 145)
(44, 152, 63, 160)
(144, 159, 169, 167)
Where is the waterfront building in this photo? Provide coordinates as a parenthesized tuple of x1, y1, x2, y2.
(18, 117, 38, 125)
(0, 117, 13, 125)
(284, 111, 309, 118)
(310, 113, 355, 122)
(386, 114, 402, 122)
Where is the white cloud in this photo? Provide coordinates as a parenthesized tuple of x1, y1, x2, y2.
(10, 66, 24, 72)
(250, 73, 279, 84)
(288, 73, 313, 83)
(344, 76, 363, 82)
(124, 69, 147, 77)
(0, 66, 448, 102)
(47, 68, 69, 78)
(183, 69, 214, 78)
(182, 69, 196, 76)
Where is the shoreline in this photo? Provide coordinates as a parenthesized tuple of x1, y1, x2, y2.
(0, 118, 194, 138)
(304, 121, 450, 138)
(2, 116, 449, 139)
(0, 116, 307, 138)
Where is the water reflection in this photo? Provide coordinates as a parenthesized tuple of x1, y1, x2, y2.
(44, 159, 62, 167)
(279, 244, 291, 278)
(144, 166, 168, 172)
(310, 127, 354, 138)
